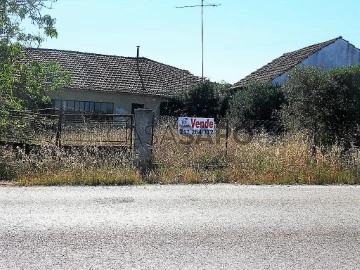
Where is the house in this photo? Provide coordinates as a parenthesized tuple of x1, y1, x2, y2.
(231, 36, 360, 89)
(25, 47, 200, 117)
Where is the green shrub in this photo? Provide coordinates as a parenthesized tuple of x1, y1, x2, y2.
(161, 80, 231, 119)
(281, 65, 360, 148)
(228, 83, 284, 130)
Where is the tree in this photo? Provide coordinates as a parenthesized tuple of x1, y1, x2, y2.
(214, 80, 232, 118)
(0, 0, 58, 45)
(0, 0, 70, 112)
(227, 83, 284, 131)
(161, 80, 231, 119)
(281, 65, 360, 148)
(0, 42, 70, 111)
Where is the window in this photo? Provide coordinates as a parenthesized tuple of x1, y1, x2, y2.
(89, 102, 94, 113)
(67, 101, 75, 111)
(102, 103, 114, 114)
(52, 99, 114, 114)
(84, 102, 90, 112)
(74, 101, 80, 112)
(79, 101, 85, 112)
(62, 100, 67, 110)
(94, 102, 102, 113)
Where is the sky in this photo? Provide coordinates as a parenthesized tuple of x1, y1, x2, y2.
(37, 0, 360, 84)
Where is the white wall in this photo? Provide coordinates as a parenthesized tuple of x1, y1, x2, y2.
(272, 38, 360, 85)
(50, 88, 162, 118)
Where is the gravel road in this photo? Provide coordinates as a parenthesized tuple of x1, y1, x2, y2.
(0, 185, 359, 269)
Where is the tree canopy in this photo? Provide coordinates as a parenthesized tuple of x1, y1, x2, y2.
(0, 0, 58, 45)
(161, 80, 231, 119)
(227, 83, 284, 131)
(281, 65, 360, 147)
(0, 0, 70, 112)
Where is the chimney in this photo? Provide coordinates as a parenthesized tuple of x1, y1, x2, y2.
(137, 46, 140, 58)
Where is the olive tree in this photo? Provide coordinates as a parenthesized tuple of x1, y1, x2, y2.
(281, 65, 360, 148)
(227, 83, 284, 132)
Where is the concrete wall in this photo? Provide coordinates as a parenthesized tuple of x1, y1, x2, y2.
(272, 38, 360, 85)
(50, 88, 162, 118)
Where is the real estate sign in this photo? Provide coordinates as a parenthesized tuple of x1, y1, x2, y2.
(178, 117, 215, 135)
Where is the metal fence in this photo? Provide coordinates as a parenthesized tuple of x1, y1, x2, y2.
(0, 109, 134, 148)
(155, 116, 283, 155)
(0, 110, 59, 145)
(157, 116, 282, 136)
(59, 113, 133, 147)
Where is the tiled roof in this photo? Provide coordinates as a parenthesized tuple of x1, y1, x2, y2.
(24, 48, 201, 97)
(232, 36, 343, 89)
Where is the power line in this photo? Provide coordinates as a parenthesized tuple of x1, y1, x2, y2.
(176, 1, 220, 83)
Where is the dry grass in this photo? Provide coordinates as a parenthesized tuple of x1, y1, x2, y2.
(61, 126, 131, 146)
(0, 145, 142, 186)
(152, 123, 360, 185)
(18, 169, 143, 186)
(1, 120, 360, 185)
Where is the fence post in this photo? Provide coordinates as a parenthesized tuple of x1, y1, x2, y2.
(129, 115, 133, 150)
(134, 109, 154, 174)
(225, 118, 229, 156)
(56, 109, 63, 147)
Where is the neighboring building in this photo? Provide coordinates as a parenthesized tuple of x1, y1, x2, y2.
(231, 36, 360, 89)
(25, 47, 200, 117)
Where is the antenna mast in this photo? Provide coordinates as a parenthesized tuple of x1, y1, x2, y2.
(176, 0, 220, 82)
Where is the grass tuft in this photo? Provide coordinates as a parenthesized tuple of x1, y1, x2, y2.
(17, 169, 143, 186)
(2, 120, 360, 185)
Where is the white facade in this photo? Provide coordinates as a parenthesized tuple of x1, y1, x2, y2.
(50, 88, 162, 118)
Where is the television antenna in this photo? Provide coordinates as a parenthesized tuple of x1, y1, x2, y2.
(176, 0, 221, 82)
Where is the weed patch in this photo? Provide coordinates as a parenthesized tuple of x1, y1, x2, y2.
(2, 128, 360, 185)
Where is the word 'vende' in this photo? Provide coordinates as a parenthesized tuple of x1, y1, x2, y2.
(178, 117, 215, 135)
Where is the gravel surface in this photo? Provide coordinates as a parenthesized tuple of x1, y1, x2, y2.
(0, 185, 359, 269)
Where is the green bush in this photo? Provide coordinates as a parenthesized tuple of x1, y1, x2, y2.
(227, 83, 284, 130)
(161, 80, 231, 119)
(281, 65, 360, 148)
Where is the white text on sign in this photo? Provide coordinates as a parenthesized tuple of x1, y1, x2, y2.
(178, 117, 215, 136)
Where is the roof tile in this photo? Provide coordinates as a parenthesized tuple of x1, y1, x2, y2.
(232, 36, 343, 89)
(24, 48, 201, 97)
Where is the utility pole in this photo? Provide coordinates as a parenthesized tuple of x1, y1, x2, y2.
(176, 1, 220, 83)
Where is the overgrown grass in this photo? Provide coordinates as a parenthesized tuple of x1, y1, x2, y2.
(18, 169, 143, 186)
(1, 123, 360, 185)
(0, 145, 143, 186)
(152, 125, 360, 185)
